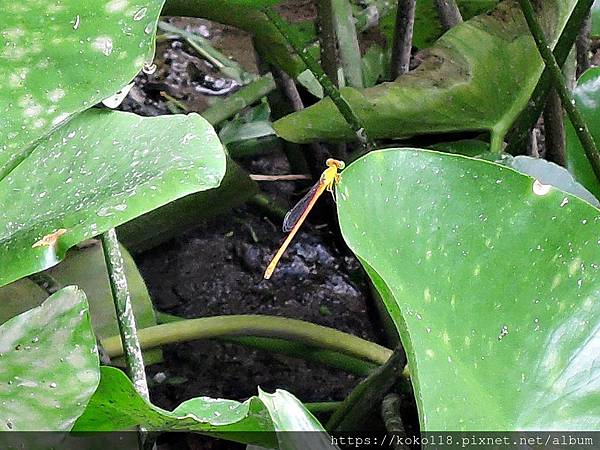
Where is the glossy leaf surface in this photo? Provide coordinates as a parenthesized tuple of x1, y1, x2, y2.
(0, 110, 225, 287)
(337, 148, 600, 430)
(0, 0, 164, 176)
(0, 286, 99, 430)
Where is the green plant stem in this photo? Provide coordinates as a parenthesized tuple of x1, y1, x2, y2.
(264, 7, 372, 149)
(331, 0, 364, 88)
(390, 0, 416, 78)
(506, 0, 594, 154)
(317, 0, 341, 86)
(249, 193, 288, 221)
(201, 74, 277, 126)
(518, 0, 600, 182)
(101, 314, 393, 367)
(100, 229, 149, 401)
(305, 401, 343, 414)
(153, 312, 377, 376)
(434, 0, 463, 31)
(543, 89, 566, 167)
(326, 345, 406, 432)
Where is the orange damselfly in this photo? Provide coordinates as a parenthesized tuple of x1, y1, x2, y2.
(264, 158, 345, 279)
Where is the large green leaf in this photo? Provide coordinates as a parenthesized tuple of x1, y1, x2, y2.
(337, 148, 600, 430)
(0, 0, 164, 176)
(0, 109, 225, 287)
(0, 286, 99, 430)
(0, 243, 162, 365)
(273, 0, 576, 150)
(566, 67, 600, 199)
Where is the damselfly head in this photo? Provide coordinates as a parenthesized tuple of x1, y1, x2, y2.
(325, 158, 345, 170)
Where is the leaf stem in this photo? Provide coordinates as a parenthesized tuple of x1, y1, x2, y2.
(390, 0, 416, 78)
(518, 0, 600, 182)
(326, 345, 406, 432)
(331, 0, 364, 88)
(100, 229, 149, 401)
(434, 0, 463, 31)
(264, 7, 372, 149)
(101, 314, 393, 368)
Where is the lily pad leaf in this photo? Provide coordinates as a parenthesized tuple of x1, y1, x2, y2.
(566, 67, 600, 200)
(74, 366, 278, 447)
(0, 0, 165, 177)
(0, 286, 99, 431)
(258, 389, 339, 450)
(0, 109, 226, 287)
(337, 148, 600, 430)
(273, 0, 576, 149)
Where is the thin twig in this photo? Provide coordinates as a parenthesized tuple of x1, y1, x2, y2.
(434, 0, 463, 31)
(518, 0, 600, 181)
(390, 0, 416, 78)
(100, 229, 149, 401)
(543, 89, 566, 166)
(576, 14, 591, 78)
(264, 7, 372, 149)
(250, 174, 311, 181)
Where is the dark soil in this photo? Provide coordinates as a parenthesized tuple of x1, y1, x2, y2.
(118, 6, 401, 449)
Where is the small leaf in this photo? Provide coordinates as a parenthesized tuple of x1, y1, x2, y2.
(0, 286, 99, 431)
(0, 110, 225, 287)
(338, 148, 600, 430)
(0, 0, 165, 176)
